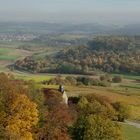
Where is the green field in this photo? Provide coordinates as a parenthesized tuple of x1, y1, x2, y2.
(0, 55, 19, 60)
(0, 40, 27, 48)
(111, 73, 140, 81)
(0, 45, 33, 73)
(13, 72, 54, 82)
(0, 48, 19, 60)
(122, 124, 140, 140)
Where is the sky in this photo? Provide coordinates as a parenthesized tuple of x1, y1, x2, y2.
(0, 0, 140, 25)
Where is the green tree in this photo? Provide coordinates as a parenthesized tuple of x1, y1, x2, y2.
(112, 102, 130, 122)
(72, 115, 123, 140)
(112, 76, 122, 83)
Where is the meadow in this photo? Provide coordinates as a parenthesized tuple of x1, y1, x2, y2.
(0, 42, 33, 72)
(122, 124, 140, 140)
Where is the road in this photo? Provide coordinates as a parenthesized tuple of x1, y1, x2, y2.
(125, 120, 140, 129)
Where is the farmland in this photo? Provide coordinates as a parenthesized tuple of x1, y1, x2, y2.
(0, 46, 32, 72)
(0, 41, 140, 122)
(0, 0, 140, 139)
(8, 70, 140, 122)
(0, 37, 140, 140)
(122, 124, 140, 140)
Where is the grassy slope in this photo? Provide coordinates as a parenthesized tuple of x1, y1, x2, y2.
(13, 72, 53, 82)
(111, 73, 140, 81)
(0, 48, 19, 60)
(122, 124, 140, 140)
(0, 40, 34, 72)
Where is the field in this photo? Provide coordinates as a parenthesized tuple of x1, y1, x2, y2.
(10, 72, 140, 139)
(10, 70, 140, 121)
(12, 71, 54, 82)
(0, 40, 140, 140)
(0, 47, 19, 59)
(0, 41, 33, 72)
(122, 124, 140, 140)
(8, 69, 140, 121)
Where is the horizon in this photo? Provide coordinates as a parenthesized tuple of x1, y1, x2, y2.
(0, 0, 140, 26)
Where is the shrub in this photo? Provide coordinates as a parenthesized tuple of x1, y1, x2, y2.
(112, 76, 122, 83)
(47, 75, 65, 85)
(98, 81, 111, 87)
(100, 74, 112, 82)
(112, 102, 130, 122)
(71, 115, 123, 140)
(65, 76, 77, 85)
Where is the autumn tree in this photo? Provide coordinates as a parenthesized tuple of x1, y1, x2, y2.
(36, 89, 73, 140)
(112, 102, 130, 122)
(0, 73, 38, 140)
(72, 115, 123, 140)
(112, 76, 122, 83)
(71, 95, 123, 140)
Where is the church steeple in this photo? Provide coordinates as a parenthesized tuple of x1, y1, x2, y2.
(58, 85, 68, 105)
(59, 84, 64, 93)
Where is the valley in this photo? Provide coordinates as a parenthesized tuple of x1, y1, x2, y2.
(0, 35, 140, 140)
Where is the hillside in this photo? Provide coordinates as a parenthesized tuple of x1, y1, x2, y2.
(14, 36, 140, 75)
(1, 22, 140, 35)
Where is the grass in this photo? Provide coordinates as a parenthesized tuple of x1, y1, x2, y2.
(54, 34, 89, 40)
(0, 48, 12, 54)
(111, 73, 140, 81)
(33, 50, 59, 59)
(0, 45, 33, 71)
(120, 84, 140, 90)
(0, 67, 9, 72)
(13, 72, 54, 83)
(0, 48, 20, 60)
(0, 40, 28, 48)
(122, 124, 140, 140)
(0, 55, 19, 60)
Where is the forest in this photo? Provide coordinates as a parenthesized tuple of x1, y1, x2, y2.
(14, 36, 140, 75)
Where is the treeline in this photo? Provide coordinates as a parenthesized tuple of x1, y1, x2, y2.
(0, 73, 129, 139)
(41, 75, 122, 87)
(14, 36, 140, 75)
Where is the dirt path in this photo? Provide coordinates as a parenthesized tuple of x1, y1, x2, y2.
(125, 120, 140, 129)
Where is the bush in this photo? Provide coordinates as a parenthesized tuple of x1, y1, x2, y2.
(70, 95, 123, 140)
(76, 77, 92, 86)
(71, 115, 123, 140)
(112, 76, 122, 83)
(65, 76, 77, 85)
(77, 77, 99, 86)
(47, 75, 65, 85)
(100, 74, 112, 82)
(98, 81, 111, 87)
(112, 102, 130, 122)
(56, 63, 82, 74)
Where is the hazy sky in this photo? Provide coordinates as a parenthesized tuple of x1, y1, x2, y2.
(0, 0, 139, 25)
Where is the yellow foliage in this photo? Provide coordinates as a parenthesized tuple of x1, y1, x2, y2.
(3, 94, 38, 139)
(0, 74, 39, 139)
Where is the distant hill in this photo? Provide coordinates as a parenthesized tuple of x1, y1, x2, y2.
(0, 22, 140, 35)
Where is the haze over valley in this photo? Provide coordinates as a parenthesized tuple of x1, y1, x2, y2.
(0, 1, 140, 140)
